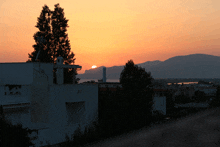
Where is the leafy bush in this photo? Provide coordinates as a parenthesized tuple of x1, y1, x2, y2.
(165, 91, 175, 114)
(194, 90, 207, 102)
(175, 95, 192, 104)
(152, 110, 164, 121)
(0, 114, 37, 147)
(209, 97, 220, 108)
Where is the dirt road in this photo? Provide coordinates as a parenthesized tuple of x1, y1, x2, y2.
(84, 107, 220, 147)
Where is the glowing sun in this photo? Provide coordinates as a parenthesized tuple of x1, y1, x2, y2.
(91, 65, 97, 69)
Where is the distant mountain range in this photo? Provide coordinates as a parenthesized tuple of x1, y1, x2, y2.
(76, 54, 220, 79)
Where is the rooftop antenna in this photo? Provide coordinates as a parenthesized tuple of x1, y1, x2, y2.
(35, 36, 46, 62)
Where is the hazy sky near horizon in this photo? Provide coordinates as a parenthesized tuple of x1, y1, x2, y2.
(1, 0, 220, 74)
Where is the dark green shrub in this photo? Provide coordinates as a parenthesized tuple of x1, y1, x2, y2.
(0, 105, 37, 147)
(0, 119, 37, 147)
(175, 95, 191, 104)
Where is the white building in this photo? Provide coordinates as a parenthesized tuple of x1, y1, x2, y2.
(152, 89, 166, 115)
(195, 86, 217, 96)
(0, 57, 98, 147)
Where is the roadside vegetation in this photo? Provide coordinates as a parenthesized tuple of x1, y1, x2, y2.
(0, 105, 38, 147)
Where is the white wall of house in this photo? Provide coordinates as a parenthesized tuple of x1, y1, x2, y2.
(0, 62, 54, 85)
(28, 83, 98, 146)
(49, 84, 98, 125)
(201, 88, 216, 96)
(0, 85, 31, 104)
(0, 62, 98, 147)
(0, 84, 32, 128)
(1, 83, 98, 147)
(3, 103, 31, 128)
(152, 96, 166, 115)
(33, 62, 54, 86)
(0, 63, 34, 85)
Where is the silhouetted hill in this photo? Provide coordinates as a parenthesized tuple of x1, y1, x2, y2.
(76, 54, 220, 79)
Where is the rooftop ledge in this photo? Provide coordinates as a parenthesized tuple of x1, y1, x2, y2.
(53, 64, 82, 69)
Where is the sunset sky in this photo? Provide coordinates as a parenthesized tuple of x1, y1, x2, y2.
(1, 0, 220, 74)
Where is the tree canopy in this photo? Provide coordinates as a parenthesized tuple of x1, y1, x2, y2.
(26, 4, 79, 84)
(120, 59, 154, 97)
(119, 59, 154, 122)
(27, 5, 53, 63)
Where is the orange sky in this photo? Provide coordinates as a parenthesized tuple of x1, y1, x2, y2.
(0, 0, 220, 74)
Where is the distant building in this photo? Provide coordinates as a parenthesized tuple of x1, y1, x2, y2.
(152, 89, 167, 115)
(195, 87, 217, 96)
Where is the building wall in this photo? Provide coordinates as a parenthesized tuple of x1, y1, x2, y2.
(3, 104, 31, 128)
(31, 68, 50, 124)
(0, 62, 96, 146)
(0, 63, 34, 85)
(152, 96, 166, 115)
(33, 62, 53, 86)
(1, 83, 98, 147)
(0, 85, 4, 96)
(0, 84, 32, 129)
(0, 85, 31, 105)
(48, 84, 98, 127)
(28, 83, 98, 146)
(0, 62, 54, 86)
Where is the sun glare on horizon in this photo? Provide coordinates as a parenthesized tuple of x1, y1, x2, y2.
(92, 65, 97, 69)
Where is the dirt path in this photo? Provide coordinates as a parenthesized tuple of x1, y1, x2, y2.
(84, 107, 220, 147)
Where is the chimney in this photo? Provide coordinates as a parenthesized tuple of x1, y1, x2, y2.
(103, 67, 106, 83)
(56, 56, 64, 84)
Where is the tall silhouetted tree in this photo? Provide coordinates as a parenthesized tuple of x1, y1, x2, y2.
(119, 59, 154, 126)
(27, 4, 79, 84)
(51, 3, 77, 84)
(27, 5, 53, 63)
(120, 60, 154, 97)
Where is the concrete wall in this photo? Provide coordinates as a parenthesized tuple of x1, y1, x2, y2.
(152, 96, 166, 115)
(29, 84, 98, 146)
(0, 63, 33, 85)
(3, 104, 31, 128)
(0, 85, 31, 105)
(33, 62, 53, 86)
(0, 85, 33, 135)
(0, 85, 31, 96)
(31, 68, 50, 123)
(0, 61, 99, 146)
(0, 62, 53, 85)
(2, 83, 99, 147)
(49, 84, 98, 127)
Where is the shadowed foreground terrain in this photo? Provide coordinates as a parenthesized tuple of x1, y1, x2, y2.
(84, 107, 220, 147)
